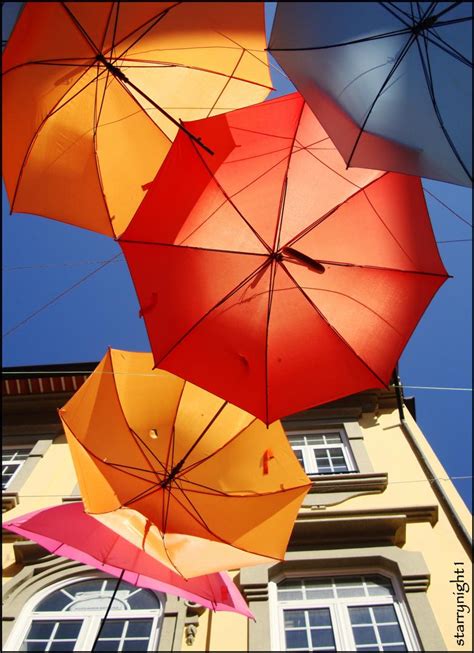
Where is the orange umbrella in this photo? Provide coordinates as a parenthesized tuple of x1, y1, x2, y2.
(2, 2, 272, 237)
(59, 348, 311, 578)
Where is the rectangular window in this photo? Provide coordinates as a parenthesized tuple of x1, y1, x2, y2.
(287, 430, 356, 476)
(275, 575, 418, 651)
(2, 447, 31, 490)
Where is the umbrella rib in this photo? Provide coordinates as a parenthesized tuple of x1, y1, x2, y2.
(110, 3, 181, 61)
(9, 63, 107, 214)
(294, 138, 366, 190)
(119, 239, 269, 257)
(416, 27, 472, 181)
(174, 475, 311, 498)
(60, 2, 101, 55)
(154, 258, 271, 366)
(178, 418, 258, 477)
(91, 64, 115, 233)
(108, 351, 165, 482)
(170, 402, 229, 473)
(425, 24, 472, 66)
(204, 50, 245, 118)
(278, 262, 389, 389)
(273, 98, 305, 253)
(283, 173, 389, 251)
(269, 26, 412, 51)
(345, 30, 418, 168)
(188, 137, 273, 253)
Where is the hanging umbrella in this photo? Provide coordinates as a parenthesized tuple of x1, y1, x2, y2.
(3, 501, 253, 617)
(119, 92, 449, 424)
(58, 348, 311, 578)
(268, 2, 472, 187)
(2, 1, 272, 237)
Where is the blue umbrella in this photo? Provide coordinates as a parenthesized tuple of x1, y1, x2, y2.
(269, 1, 472, 187)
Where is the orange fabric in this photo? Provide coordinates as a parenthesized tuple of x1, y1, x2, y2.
(120, 92, 449, 423)
(2, 2, 271, 237)
(60, 349, 311, 577)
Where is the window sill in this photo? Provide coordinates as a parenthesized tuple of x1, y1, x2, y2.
(304, 472, 388, 507)
(2, 492, 20, 514)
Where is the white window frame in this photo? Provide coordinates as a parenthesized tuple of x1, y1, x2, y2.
(287, 429, 357, 476)
(269, 569, 421, 652)
(4, 574, 165, 652)
(2, 446, 32, 490)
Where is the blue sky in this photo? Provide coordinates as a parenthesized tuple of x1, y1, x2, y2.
(2, 2, 472, 509)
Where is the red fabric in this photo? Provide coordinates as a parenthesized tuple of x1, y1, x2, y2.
(121, 93, 448, 424)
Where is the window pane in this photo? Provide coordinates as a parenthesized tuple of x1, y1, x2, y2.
(366, 576, 394, 597)
(378, 624, 405, 644)
(289, 437, 305, 446)
(322, 434, 342, 444)
(101, 621, 125, 638)
(311, 627, 335, 648)
(123, 640, 149, 652)
(20, 643, 46, 652)
(26, 621, 55, 639)
(305, 435, 325, 445)
(305, 579, 334, 600)
(293, 449, 305, 469)
(33, 591, 72, 612)
(308, 608, 332, 627)
(382, 645, 407, 652)
(336, 578, 365, 597)
(56, 622, 82, 639)
(127, 590, 160, 610)
(284, 610, 306, 628)
(372, 606, 397, 624)
(50, 643, 76, 652)
(314, 451, 330, 464)
(353, 626, 377, 645)
(285, 629, 309, 649)
(127, 619, 153, 637)
(94, 640, 120, 652)
(350, 607, 372, 625)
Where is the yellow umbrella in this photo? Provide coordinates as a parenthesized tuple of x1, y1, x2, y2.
(59, 349, 311, 578)
(2, 2, 272, 237)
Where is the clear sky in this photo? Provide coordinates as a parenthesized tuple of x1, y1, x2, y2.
(2, 2, 472, 510)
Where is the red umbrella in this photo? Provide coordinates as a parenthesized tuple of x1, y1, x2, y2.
(120, 92, 449, 424)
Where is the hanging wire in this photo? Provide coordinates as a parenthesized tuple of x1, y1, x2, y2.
(2, 255, 122, 339)
(423, 187, 473, 228)
(2, 369, 472, 392)
(10, 475, 473, 500)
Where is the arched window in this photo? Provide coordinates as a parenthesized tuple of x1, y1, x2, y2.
(6, 575, 164, 651)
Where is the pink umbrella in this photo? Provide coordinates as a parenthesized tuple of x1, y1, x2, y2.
(3, 502, 252, 618)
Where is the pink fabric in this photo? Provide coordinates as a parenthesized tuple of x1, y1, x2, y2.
(3, 502, 252, 617)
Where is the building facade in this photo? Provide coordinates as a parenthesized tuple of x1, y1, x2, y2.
(2, 363, 472, 651)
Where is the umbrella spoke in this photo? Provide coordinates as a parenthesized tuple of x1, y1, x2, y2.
(278, 261, 389, 389)
(346, 30, 417, 168)
(425, 25, 472, 66)
(416, 27, 472, 182)
(154, 257, 271, 366)
(59, 2, 101, 55)
(189, 138, 273, 253)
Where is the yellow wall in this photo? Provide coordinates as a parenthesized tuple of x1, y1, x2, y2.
(3, 404, 472, 651)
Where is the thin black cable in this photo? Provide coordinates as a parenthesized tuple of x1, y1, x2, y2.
(2, 255, 121, 339)
(423, 188, 472, 227)
(91, 570, 125, 652)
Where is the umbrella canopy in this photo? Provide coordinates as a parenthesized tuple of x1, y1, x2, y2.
(2, 1, 272, 237)
(58, 348, 311, 578)
(120, 92, 449, 424)
(3, 502, 253, 617)
(268, 2, 472, 187)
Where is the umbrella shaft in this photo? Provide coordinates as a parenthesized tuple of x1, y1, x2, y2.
(96, 55, 214, 156)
